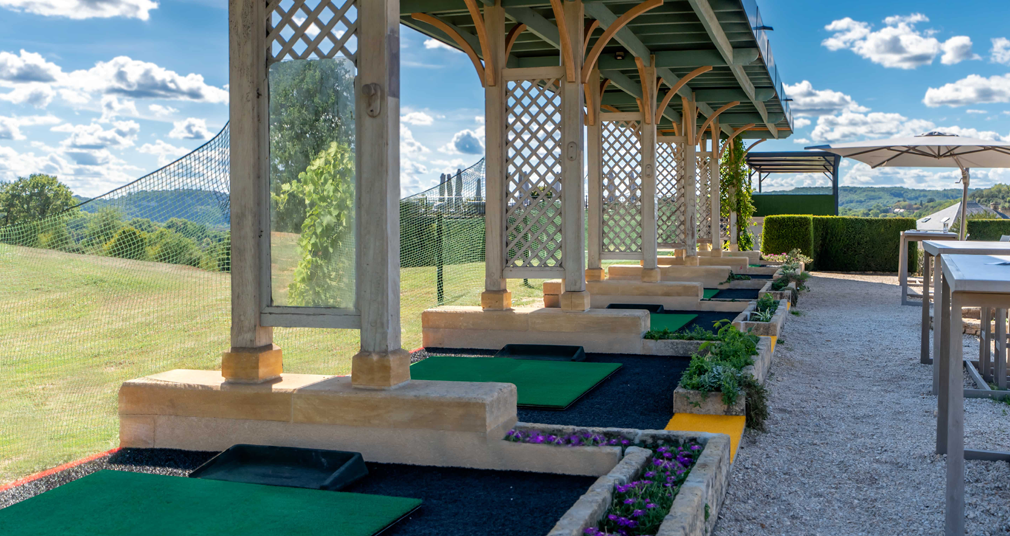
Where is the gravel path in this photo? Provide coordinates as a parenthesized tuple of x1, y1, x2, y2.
(714, 273, 1010, 536)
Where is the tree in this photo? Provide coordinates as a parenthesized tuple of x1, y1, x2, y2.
(84, 208, 124, 249)
(269, 58, 356, 233)
(104, 226, 148, 260)
(720, 139, 756, 250)
(0, 174, 76, 226)
(275, 141, 355, 307)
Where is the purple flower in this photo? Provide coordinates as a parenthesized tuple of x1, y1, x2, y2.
(644, 471, 655, 478)
(608, 514, 617, 521)
(690, 444, 701, 450)
(623, 498, 634, 505)
(646, 503, 658, 509)
(632, 509, 644, 517)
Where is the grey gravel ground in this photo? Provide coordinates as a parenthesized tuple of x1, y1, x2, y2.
(714, 272, 1010, 536)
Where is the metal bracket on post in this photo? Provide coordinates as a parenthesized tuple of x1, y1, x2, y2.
(363, 83, 383, 118)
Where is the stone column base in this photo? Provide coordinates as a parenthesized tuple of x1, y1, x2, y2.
(710, 249, 723, 258)
(684, 255, 700, 266)
(480, 290, 513, 310)
(560, 290, 591, 312)
(351, 349, 410, 389)
(585, 268, 605, 281)
(641, 268, 661, 283)
(222, 344, 283, 384)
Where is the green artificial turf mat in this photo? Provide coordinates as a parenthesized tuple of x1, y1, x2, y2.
(749, 264, 762, 267)
(0, 470, 421, 536)
(703, 289, 720, 299)
(410, 357, 621, 408)
(649, 313, 697, 333)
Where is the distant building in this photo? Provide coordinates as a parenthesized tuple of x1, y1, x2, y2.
(917, 201, 1009, 231)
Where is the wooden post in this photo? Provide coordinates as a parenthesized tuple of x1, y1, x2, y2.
(351, 0, 409, 389)
(709, 120, 721, 257)
(945, 289, 964, 536)
(559, 0, 588, 311)
(223, 0, 281, 383)
(586, 67, 604, 282)
(480, 1, 511, 310)
(682, 97, 698, 265)
(640, 61, 659, 282)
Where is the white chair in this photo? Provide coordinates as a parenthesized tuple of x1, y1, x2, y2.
(1000, 235, 1010, 242)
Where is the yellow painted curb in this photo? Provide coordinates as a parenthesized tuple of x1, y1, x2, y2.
(769, 335, 777, 353)
(665, 413, 746, 462)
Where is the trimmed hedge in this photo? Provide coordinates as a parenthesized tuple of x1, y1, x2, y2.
(762, 215, 918, 272)
(761, 215, 814, 258)
(752, 194, 835, 217)
(966, 219, 1010, 241)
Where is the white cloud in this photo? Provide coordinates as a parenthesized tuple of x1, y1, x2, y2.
(793, 117, 811, 129)
(0, 114, 60, 140)
(0, 145, 71, 181)
(58, 87, 89, 105)
(440, 128, 485, 155)
(138, 140, 189, 166)
(168, 117, 211, 140)
(400, 158, 430, 197)
(400, 123, 430, 157)
(424, 39, 458, 52)
(66, 56, 228, 103)
(148, 103, 178, 117)
(966, 109, 987, 114)
(53, 120, 140, 149)
(475, 116, 485, 124)
(990, 38, 1010, 65)
(0, 50, 62, 83)
(99, 94, 139, 122)
(784, 80, 868, 117)
(923, 73, 1010, 107)
(810, 111, 935, 142)
(792, 137, 811, 144)
(401, 111, 434, 126)
(822, 14, 974, 69)
(0, 83, 55, 108)
(0, 0, 158, 20)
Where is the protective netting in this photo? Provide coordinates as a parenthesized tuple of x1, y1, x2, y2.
(0, 123, 514, 485)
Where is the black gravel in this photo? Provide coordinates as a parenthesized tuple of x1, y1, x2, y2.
(414, 349, 689, 430)
(346, 463, 596, 536)
(661, 310, 739, 333)
(709, 288, 760, 300)
(1, 448, 596, 536)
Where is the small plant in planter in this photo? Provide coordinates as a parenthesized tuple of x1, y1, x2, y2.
(644, 325, 720, 341)
(750, 294, 778, 322)
(722, 271, 751, 283)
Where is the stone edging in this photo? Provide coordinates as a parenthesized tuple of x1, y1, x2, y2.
(733, 298, 789, 337)
(671, 336, 774, 416)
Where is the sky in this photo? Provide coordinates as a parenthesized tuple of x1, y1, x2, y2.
(1, 0, 1010, 198)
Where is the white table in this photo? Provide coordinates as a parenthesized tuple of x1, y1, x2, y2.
(922, 241, 1010, 394)
(937, 254, 1010, 536)
(900, 230, 957, 306)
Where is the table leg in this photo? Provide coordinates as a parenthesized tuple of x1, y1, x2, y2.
(945, 292, 965, 536)
(980, 307, 990, 382)
(999, 309, 1008, 390)
(921, 252, 932, 364)
(937, 274, 951, 454)
(934, 254, 946, 396)
(900, 234, 909, 305)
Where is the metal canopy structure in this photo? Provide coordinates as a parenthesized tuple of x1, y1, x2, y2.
(746, 151, 840, 209)
(400, 0, 794, 139)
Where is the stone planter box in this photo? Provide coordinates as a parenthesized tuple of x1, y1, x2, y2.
(671, 336, 773, 416)
(759, 279, 797, 304)
(517, 425, 731, 536)
(734, 298, 789, 338)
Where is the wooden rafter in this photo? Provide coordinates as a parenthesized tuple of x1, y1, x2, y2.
(505, 23, 526, 59)
(583, 20, 600, 56)
(601, 104, 620, 113)
(462, 0, 494, 86)
(682, 96, 697, 146)
(655, 65, 711, 124)
(659, 125, 679, 136)
(696, 101, 739, 142)
(549, 0, 576, 82)
(411, 13, 486, 86)
(582, 0, 663, 84)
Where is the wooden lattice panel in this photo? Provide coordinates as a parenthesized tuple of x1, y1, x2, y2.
(601, 119, 643, 255)
(268, 0, 357, 65)
(504, 78, 563, 270)
(657, 140, 686, 247)
(696, 154, 711, 243)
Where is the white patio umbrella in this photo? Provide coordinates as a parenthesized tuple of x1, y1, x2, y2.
(808, 132, 1010, 240)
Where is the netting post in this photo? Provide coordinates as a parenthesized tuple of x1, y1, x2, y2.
(351, 0, 410, 389)
(439, 175, 445, 204)
(436, 211, 445, 305)
(222, 0, 281, 383)
(480, 1, 511, 310)
(559, 0, 588, 311)
(586, 67, 604, 282)
(709, 120, 722, 257)
(640, 60, 659, 283)
(681, 97, 699, 265)
(455, 168, 463, 211)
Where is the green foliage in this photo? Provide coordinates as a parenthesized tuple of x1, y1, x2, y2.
(277, 141, 356, 307)
(0, 174, 76, 226)
(755, 294, 777, 314)
(84, 208, 124, 248)
(741, 376, 769, 432)
(968, 183, 1010, 213)
(147, 228, 203, 267)
(761, 215, 814, 258)
(644, 324, 720, 341)
(721, 271, 751, 284)
(76, 190, 230, 226)
(399, 200, 486, 268)
(269, 58, 356, 233)
(104, 227, 148, 260)
(811, 216, 917, 272)
(752, 194, 835, 217)
(679, 322, 759, 406)
(720, 139, 755, 248)
(965, 219, 1010, 241)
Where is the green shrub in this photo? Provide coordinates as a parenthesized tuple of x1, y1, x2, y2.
(811, 216, 916, 272)
(104, 226, 148, 260)
(752, 193, 835, 217)
(147, 228, 204, 267)
(761, 215, 814, 258)
(966, 219, 1010, 241)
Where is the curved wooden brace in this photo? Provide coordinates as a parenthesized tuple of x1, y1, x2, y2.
(549, 0, 576, 82)
(462, 0, 494, 86)
(720, 123, 756, 159)
(583, 20, 600, 56)
(584, 81, 596, 126)
(582, 0, 663, 84)
(745, 138, 766, 155)
(505, 23, 526, 59)
(601, 104, 621, 113)
(696, 101, 740, 143)
(411, 13, 486, 86)
(635, 56, 652, 124)
(654, 65, 712, 124)
(600, 78, 611, 95)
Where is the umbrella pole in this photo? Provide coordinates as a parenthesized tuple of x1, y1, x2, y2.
(959, 168, 970, 241)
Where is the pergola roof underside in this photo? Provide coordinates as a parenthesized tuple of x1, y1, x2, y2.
(400, 0, 792, 139)
(746, 152, 840, 174)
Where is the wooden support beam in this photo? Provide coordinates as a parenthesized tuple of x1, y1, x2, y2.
(560, 0, 587, 306)
(587, 67, 603, 279)
(655, 65, 710, 124)
(635, 56, 653, 124)
(504, 22, 526, 58)
(582, 0, 663, 83)
(682, 96, 698, 259)
(745, 138, 766, 154)
(721, 123, 755, 159)
(548, 0, 576, 82)
(583, 19, 599, 55)
(601, 104, 621, 113)
(697, 101, 738, 143)
(412, 13, 487, 86)
(583, 1, 655, 68)
(482, 2, 509, 308)
(709, 118, 721, 253)
(504, 6, 559, 48)
(463, 0, 495, 86)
